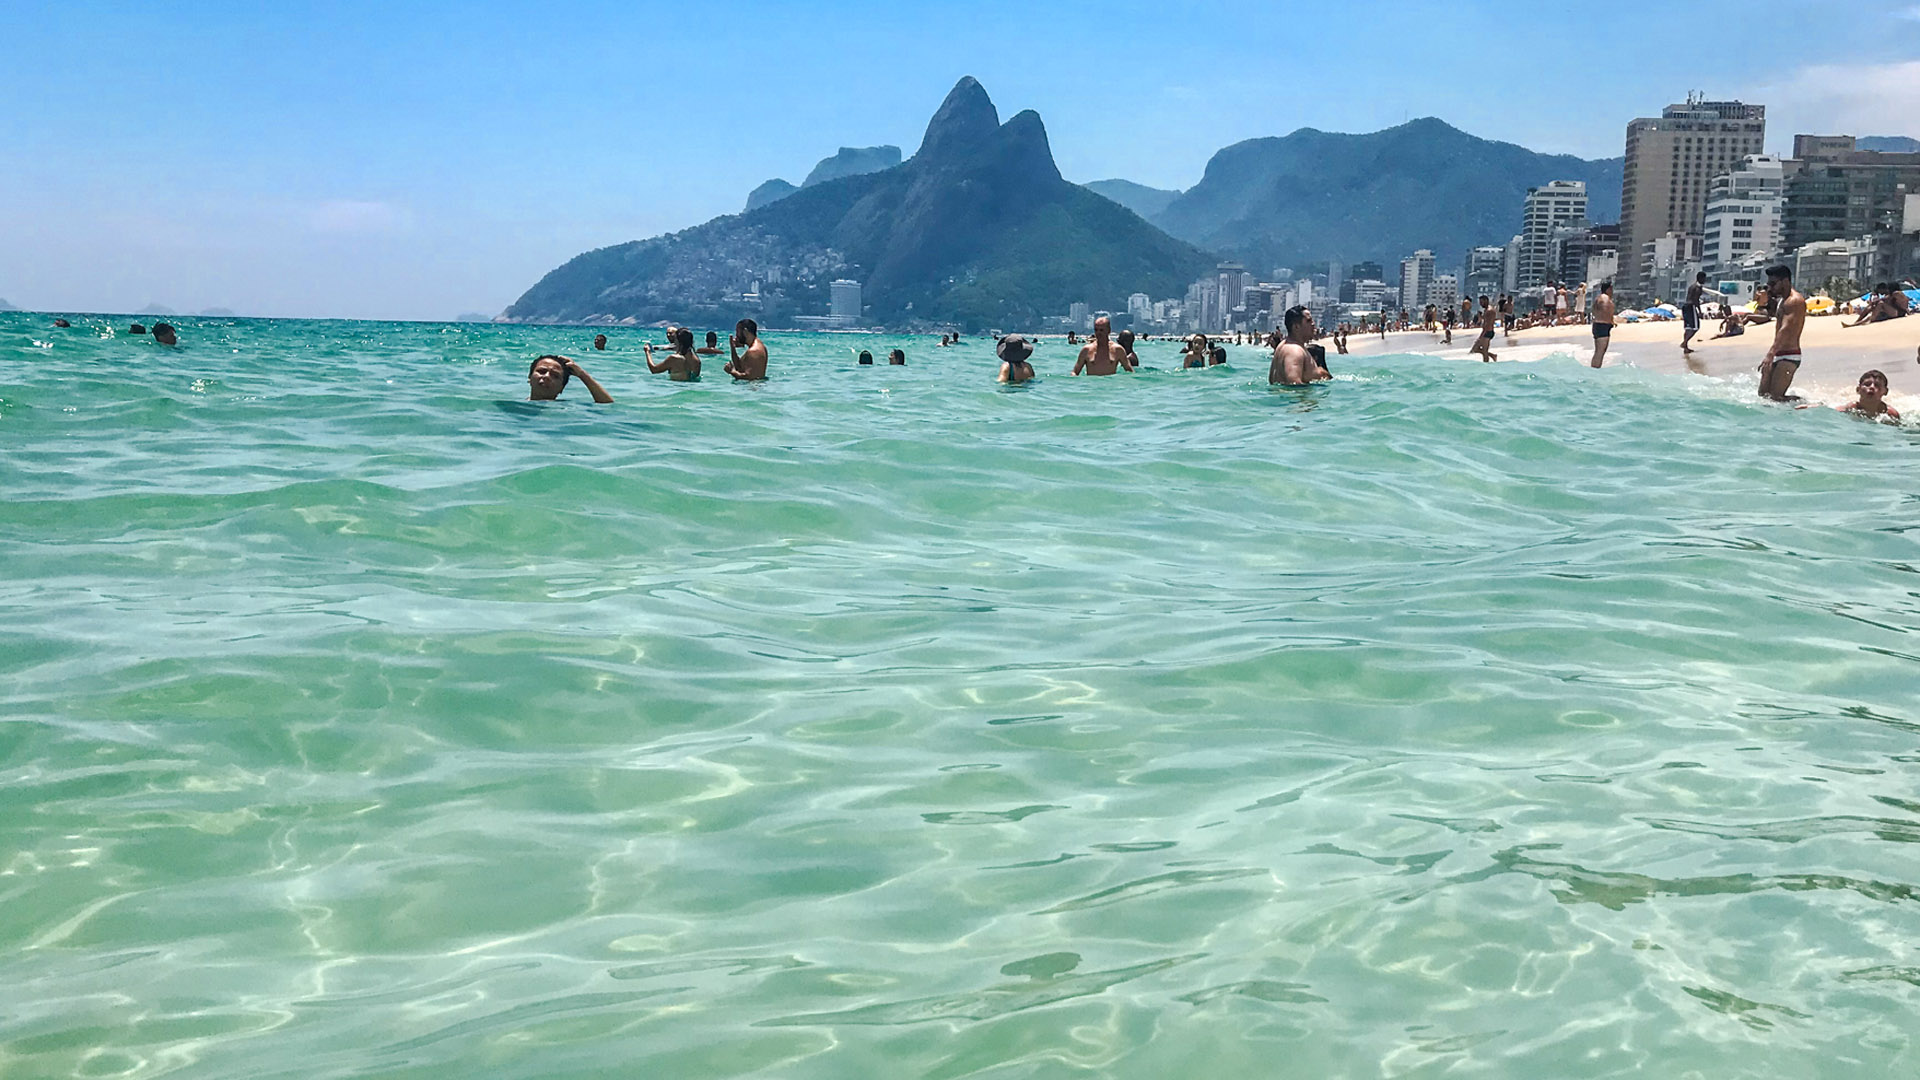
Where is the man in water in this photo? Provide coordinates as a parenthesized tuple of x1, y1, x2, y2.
(527, 354, 614, 402)
(888, 349, 906, 365)
(1072, 316, 1130, 375)
(1682, 271, 1707, 355)
(1590, 282, 1615, 368)
(1116, 329, 1139, 371)
(1270, 305, 1330, 386)
(696, 331, 724, 356)
(725, 319, 769, 380)
(645, 328, 702, 381)
(53, 318, 70, 328)
(1758, 264, 1807, 401)
(996, 334, 1035, 384)
(151, 323, 178, 346)
(593, 334, 608, 351)
(1468, 296, 1497, 362)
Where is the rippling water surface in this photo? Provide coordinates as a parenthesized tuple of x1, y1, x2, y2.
(5, 314, 1920, 1078)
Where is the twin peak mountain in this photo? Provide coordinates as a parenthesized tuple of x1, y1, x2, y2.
(502, 78, 1621, 329)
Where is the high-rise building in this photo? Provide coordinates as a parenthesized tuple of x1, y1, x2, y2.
(1326, 261, 1344, 304)
(1519, 181, 1589, 289)
(1502, 236, 1522, 294)
(1618, 96, 1766, 302)
(1701, 155, 1785, 272)
(1399, 250, 1435, 309)
(1462, 246, 1506, 301)
(1554, 225, 1620, 285)
(1780, 137, 1920, 255)
(829, 279, 862, 326)
(1127, 293, 1152, 324)
(1069, 301, 1091, 331)
(1430, 274, 1459, 313)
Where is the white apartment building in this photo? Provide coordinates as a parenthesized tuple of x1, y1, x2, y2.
(1519, 181, 1589, 289)
(1701, 155, 1784, 273)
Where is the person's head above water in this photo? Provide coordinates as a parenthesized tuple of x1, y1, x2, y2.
(706, 331, 719, 348)
(129, 324, 147, 335)
(593, 334, 607, 350)
(151, 322, 177, 346)
(53, 318, 70, 328)
(1858, 369, 1890, 400)
(673, 327, 695, 352)
(996, 334, 1033, 365)
(1092, 315, 1111, 339)
(528, 355, 571, 399)
(857, 350, 874, 365)
(734, 319, 758, 345)
(1284, 304, 1315, 340)
(888, 349, 905, 364)
(1117, 329, 1135, 352)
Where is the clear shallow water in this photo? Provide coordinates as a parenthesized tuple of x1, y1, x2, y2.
(4, 313, 1920, 1079)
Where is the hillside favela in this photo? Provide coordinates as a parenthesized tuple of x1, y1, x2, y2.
(4, 4, 1920, 1079)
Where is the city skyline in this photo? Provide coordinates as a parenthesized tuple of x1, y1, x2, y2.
(3, 1, 1918, 320)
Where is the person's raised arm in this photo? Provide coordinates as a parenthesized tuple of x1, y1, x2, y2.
(564, 358, 614, 403)
(644, 344, 671, 374)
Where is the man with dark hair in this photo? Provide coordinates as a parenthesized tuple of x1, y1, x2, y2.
(1269, 305, 1330, 386)
(1591, 282, 1615, 368)
(1682, 271, 1707, 355)
(528, 355, 614, 402)
(1469, 296, 1497, 362)
(1759, 265, 1806, 401)
(697, 331, 723, 356)
(1116, 329, 1139, 371)
(725, 319, 768, 380)
(1072, 316, 1129, 376)
(593, 333, 608, 351)
(151, 322, 178, 346)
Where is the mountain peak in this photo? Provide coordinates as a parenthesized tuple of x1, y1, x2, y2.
(916, 76, 1001, 162)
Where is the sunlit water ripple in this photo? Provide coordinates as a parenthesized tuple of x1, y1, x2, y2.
(4, 314, 1920, 1078)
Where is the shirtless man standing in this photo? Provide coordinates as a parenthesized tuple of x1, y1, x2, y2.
(1072, 316, 1130, 375)
(1269, 305, 1331, 386)
(1590, 282, 1615, 368)
(725, 319, 769, 381)
(1682, 271, 1707, 355)
(1758, 265, 1807, 401)
(1468, 295, 1498, 362)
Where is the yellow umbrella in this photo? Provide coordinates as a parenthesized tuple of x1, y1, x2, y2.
(1807, 296, 1835, 314)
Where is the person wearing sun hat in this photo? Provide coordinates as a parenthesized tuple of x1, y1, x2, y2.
(996, 334, 1035, 384)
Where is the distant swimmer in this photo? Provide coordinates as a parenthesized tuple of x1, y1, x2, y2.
(53, 318, 70, 328)
(1270, 305, 1330, 386)
(594, 333, 608, 351)
(1072, 316, 1130, 375)
(1469, 296, 1497, 362)
(1758, 264, 1807, 401)
(129, 324, 147, 335)
(1209, 344, 1228, 366)
(1590, 282, 1615, 368)
(725, 319, 768, 380)
(888, 348, 906, 365)
(857, 349, 874, 365)
(528, 354, 614, 402)
(151, 322, 178, 346)
(996, 334, 1035, 384)
(1067, 331, 1078, 345)
(645, 328, 702, 381)
(1682, 271, 1706, 355)
(1116, 329, 1139, 371)
(697, 331, 723, 356)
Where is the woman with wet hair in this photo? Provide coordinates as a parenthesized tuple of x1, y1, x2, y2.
(528, 355, 613, 402)
(645, 328, 703, 381)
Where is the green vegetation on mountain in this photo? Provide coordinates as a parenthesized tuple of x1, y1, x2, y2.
(1151, 117, 1622, 272)
(1084, 179, 1181, 220)
(509, 79, 1213, 330)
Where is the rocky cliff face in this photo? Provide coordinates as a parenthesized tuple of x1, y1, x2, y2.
(506, 78, 1212, 329)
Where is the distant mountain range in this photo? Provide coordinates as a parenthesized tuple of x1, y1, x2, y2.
(744, 145, 903, 211)
(136, 303, 177, 316)
(0, 297, 17, 312)
(1083, 179, 1180, 220)
(504, 78, 1214, 329)
(1140, 118, 1621, 275)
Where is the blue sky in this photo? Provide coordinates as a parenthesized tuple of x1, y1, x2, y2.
(3, 1, 1916, 319)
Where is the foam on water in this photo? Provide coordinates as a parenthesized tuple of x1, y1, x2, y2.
(4, 313, 1920, 1078)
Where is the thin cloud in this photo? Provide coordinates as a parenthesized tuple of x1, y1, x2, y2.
(1745, 60, 1920, 143)
(307, 200, 414, 236)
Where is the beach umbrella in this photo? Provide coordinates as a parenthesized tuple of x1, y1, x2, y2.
(1807, 296, 1836, 314)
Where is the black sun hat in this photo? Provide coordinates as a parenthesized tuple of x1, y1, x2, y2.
(996, 335, 1033, 363)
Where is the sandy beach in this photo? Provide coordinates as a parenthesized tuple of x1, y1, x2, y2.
(1344, 314, 1920, 410)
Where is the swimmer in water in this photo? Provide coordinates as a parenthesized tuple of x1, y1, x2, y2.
(997, 334, 1035, 384)
(725, 319, 768, 380)
(593, 333, 608, 351)
(528, 354, 614, 402)
(1836, 369, 1901, 421)
(888, 348, 906, 365)
(1269, 305, 1330, 386)
(151, 323, 178, 346)
(644, 327, 702, 381)
(1181, 334, 1208, 369)
(857, 349, 874, 365)
(1116, 329, 1139, 371)
(1072, 316, 1129, 375)
(696, 331, 723, 356)
(53, 318, 71, 328)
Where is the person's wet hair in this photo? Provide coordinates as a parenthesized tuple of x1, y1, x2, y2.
(1766, 264, 1792, 283)
(888, 349, 905, 364)
(706, 331, 719, 346)
(530, 355, 571, 386)
(674, 327, 694, 351)
(736, 318, 758, 338)
(151, 322, 177, 345)
(1861, 369, 1889, 389)
(858, 350, 874, 365)
(1283, 305, 1310, 335)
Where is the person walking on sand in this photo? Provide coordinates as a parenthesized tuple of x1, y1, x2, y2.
(725, 319, 769, 380)
(1469, 295, 1498, 362)
(1758, 265, 1807, 401)
(1590, 282, 1615, 368)
(1682, 271, 1707, 355)
(1073, 316, 1131, 375)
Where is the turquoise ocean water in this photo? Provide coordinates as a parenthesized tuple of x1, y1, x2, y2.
(4, 313, 1920, 1078)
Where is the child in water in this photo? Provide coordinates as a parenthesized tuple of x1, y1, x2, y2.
(1839, 369, 1901, 421)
